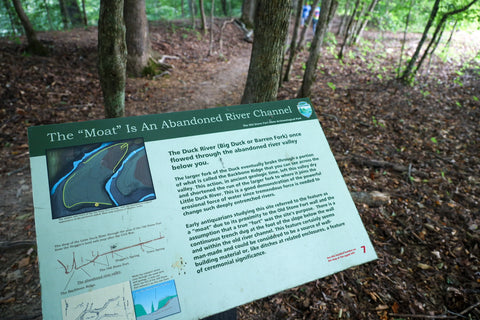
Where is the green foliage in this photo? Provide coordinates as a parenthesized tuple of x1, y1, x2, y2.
(422, 90, 430, 97)
(141, 58, 171, 78)
(0, 0, 245, 36)
(2, 0, 478, 38)
(2, 0, 477, 39)
(324, 32, 337, 46)
(327, 82, 336, 91)
(146, 1, 177, 21)
(8, 35, 22, 44)
(367, 0, 480, 33)
(372, 116, 385, 127)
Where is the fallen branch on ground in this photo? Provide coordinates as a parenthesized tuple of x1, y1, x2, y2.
(0, 240, 36, 251)
(337, 154, 429, 178)
(219, 18, 235, 55)
(233, 19, 253, 43)
(351, 191, 390, 207)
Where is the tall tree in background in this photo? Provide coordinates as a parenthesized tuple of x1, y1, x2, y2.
(58, 0, 68, 28)
(180, 0, 185, 17)
(350, 0, 379, 45)
(240, 0, 257, 28)
(98, 0, 126, 118)
(283, 0, 304, 82)
(397, 0, 414, 78)
(413, 0, 479, 78)
(42, 0, 54, 30)
(2, 0, 22, 34)
(188, 0, 196, 28)
(199, 0, 207, 34)
(208, 0, 215, 55)
(338, 0, 361, 60)
(221, 0, 231, 15)
(124, 0, 150, 76)
(59, 0, 84, 28)
(241, 0, 290, 104)
(398, 0, 441, 82)
(298, 0, 337, 98)
(337, 0, 351, 36)
(11, 0, 48, 55)
(80, 0, 88, 25)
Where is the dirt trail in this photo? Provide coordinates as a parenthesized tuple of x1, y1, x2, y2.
(188, 54, 250, 108)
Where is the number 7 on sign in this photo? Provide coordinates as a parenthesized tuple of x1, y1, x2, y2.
(361, 245, 366, 253)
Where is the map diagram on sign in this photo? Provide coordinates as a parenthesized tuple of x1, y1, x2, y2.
(47, 138, 156, 219)
(57, 233, 165, 290)
(61, 281, 136, 320)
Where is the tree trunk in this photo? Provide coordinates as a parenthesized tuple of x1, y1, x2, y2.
(296, 0, 320, 50)
(283, 0, 304, 82)
(65, 0, 83, 27)
(241, 0, 290, 104)
(336, 0, 350, 36)
(220, 0, 229, 16)
(124, 0, 150, 77)
(338, 0, 361, 60)
(240, 0, 257, 29)
(42, 0, 54, 30)
(199, 0, 207, 34)
(374, 0, 389, 50)
(3, 0, 21, 35)
(415, 0, 478, 77)
(11, 0, 48, 55)
(58, 0, 83, 28)
(208, 0, 215, 55)
(81, 0, 88, 25)
(98, 0, 127, 118)
(440, 19, 458, 57)
(399, 0, 441, 82)
(298, 0, 337, 98)
(188, 0, 196, 28)
(352, 0, 379, 45)
(397, 0, 413, 78)
(326, 1, 338, 26)
(426, 21, 446, 74)
(346, 0, 365, 46)
(349, 0, 368, 45)
(58, 0, 69, 28)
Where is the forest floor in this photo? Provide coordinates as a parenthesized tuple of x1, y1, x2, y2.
(0, 19, 479, 320)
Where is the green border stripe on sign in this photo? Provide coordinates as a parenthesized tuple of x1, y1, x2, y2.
(28, 98, 317, 157)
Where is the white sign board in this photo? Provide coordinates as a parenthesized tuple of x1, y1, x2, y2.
(28, 99, 377, 319)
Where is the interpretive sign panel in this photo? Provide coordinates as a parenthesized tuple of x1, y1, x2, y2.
(28, 98, 377, 320)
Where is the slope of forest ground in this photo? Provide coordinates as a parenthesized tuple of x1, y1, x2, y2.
(0, 19, 479, 320)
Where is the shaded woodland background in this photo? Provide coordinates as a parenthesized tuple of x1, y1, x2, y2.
(1, 0, 480, 319)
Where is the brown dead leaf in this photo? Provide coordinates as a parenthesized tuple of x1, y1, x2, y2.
(391, 301, 400, 313)
(18, 257, 30, 268)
